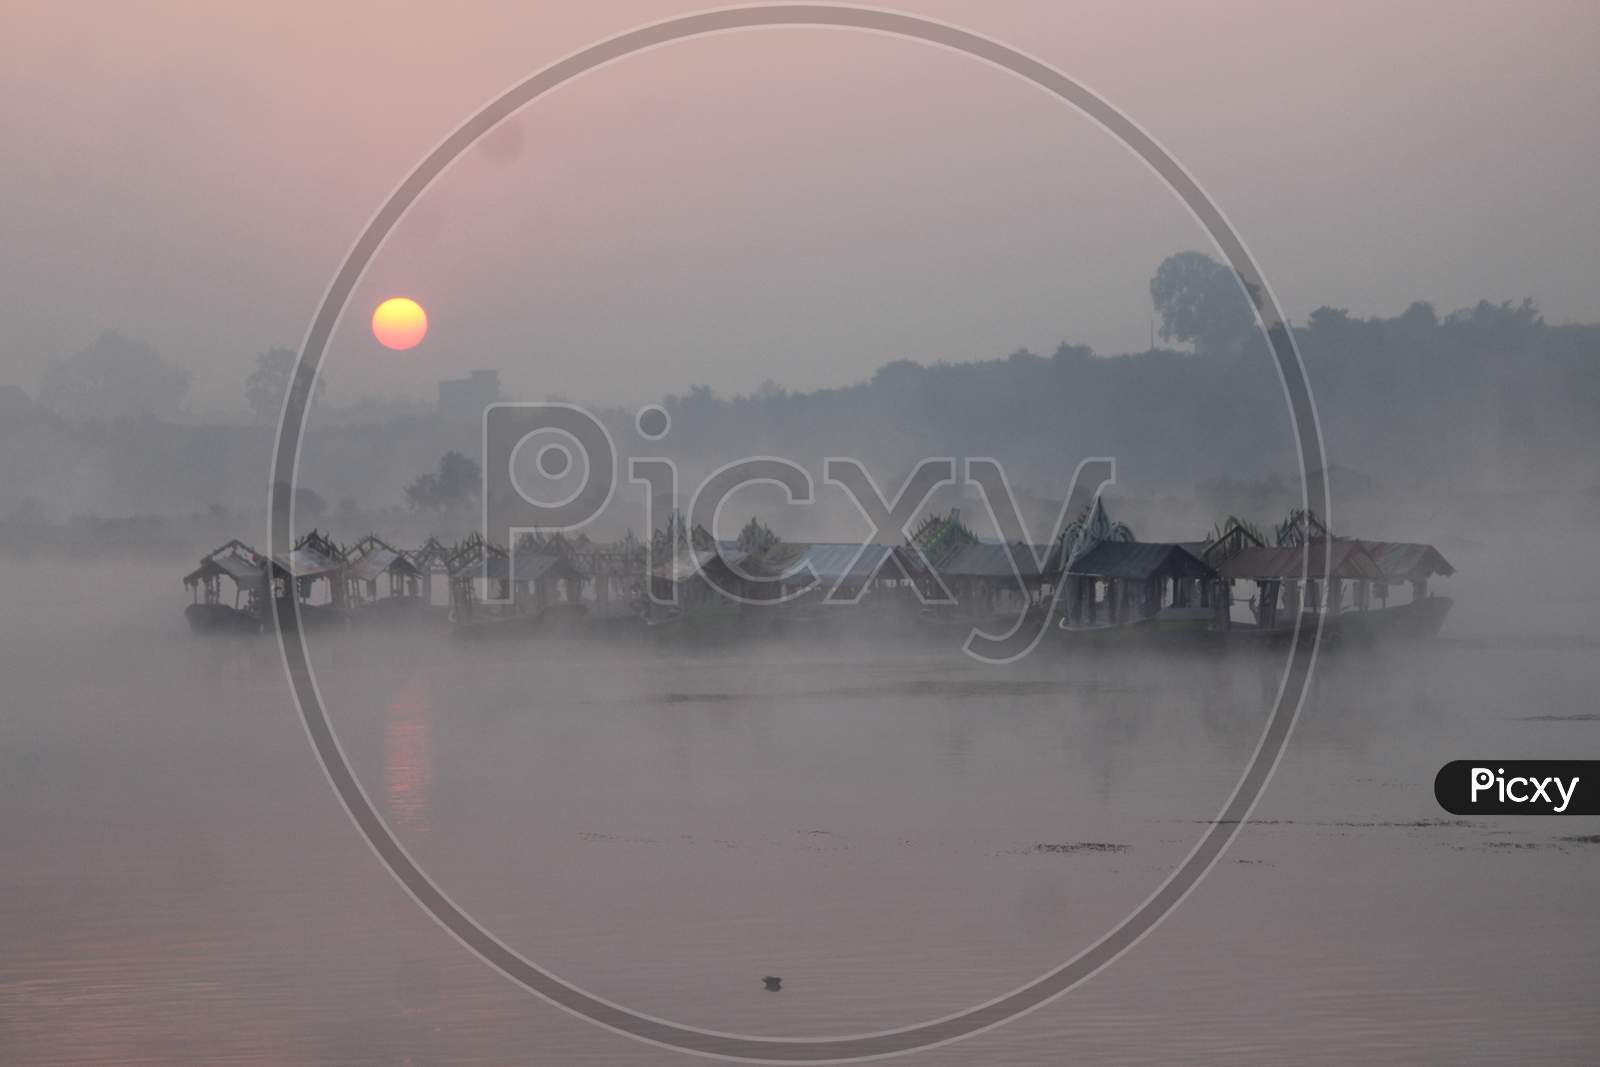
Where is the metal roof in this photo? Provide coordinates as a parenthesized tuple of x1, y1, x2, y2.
(344, 549, 400, 583)
(271, 547, 343, 579)
(1067, 541, 1217, 581)
(1355, 540, 1455, 582)
(1216, 541, 1384, 581)
(269, 531, 345, 580)
(184, 541, 266, 586)
(933, 543, 1051, 581)
(410, 538, 451, 568)
(757, 542, 902, 583)
(344, 537, 420, 582)
(652, 546, 751, 583)
(212, 553, 265, 583)
(479, 552, 586, 583)
(1177, 538, 1252, 568)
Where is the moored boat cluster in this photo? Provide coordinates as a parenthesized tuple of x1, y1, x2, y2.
(182, 504, 1455, 648)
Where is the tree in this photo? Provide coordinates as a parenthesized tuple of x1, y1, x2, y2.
(404, 451, 481, 512)
(38, 331, 191, 423)
(246, 347, 324, 423)
(872, 358, 924, 388)
(666, 383, 722, 419)
(1149, 251, 1258, 357)
(270, 481, 330, 522)
(295, 487, 328, 521)
(736, 516, 780, 555)
(752, 378, 786, 401)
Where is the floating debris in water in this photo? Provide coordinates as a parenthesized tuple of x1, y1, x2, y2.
(1024, 844, 1126, 857)
(1033, 842, 1127, 854)
(763, 976, 782, 992)
(990, 841, 1130, 857)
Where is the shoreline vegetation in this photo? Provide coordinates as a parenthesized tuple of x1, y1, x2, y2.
(2, 280, 1596, 549)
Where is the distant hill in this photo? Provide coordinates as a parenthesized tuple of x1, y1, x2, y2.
(0, 296, 1594, 532)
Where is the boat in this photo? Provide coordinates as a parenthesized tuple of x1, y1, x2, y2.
(183, 600, 262, 635)
(343, 534, 436, 625)
(1221, 596, 1454, 649)
(1211, 538, 1456, 650)
(181, 511, 1458, 656)
(182, 532, 352, 634)
(450, 601, 590, 641)
(182, 540, 268, 635)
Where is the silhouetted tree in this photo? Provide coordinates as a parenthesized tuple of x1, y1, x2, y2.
(404, 451, 481, 512)
(1150, 251, 1258, 357)
(246, 347, 324, 423)
(737, 516, 780, 555)
(871, 359, 925, 388)
(39, 331, 191, 423)
(295, 487, 328, 521)
(268, 481, 330, 523)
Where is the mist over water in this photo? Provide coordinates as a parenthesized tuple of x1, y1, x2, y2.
(3, 5, 1598, 1059)
(3, 512, 1598, 1063)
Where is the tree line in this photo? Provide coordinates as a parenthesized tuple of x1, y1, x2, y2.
(11, 252, 1598, 528)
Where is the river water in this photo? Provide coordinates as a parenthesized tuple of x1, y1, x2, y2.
(2, 555, 1597, 1064)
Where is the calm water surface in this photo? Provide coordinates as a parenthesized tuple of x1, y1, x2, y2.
(2, 557, 1597, 1064)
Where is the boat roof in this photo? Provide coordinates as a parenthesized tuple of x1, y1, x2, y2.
(755, 542, 907, 583)
(344, 535, 421, 582)
(1216, 540, 1384, 581)
(184, 540, 266, 586)
(270, 532, 345, 580)
(1067, 541, 1217, 581)
(652, 546, 750, 583)
(479, 551, 586, 584)
(410, 537, 452, 568)
(1355, 540, 1455, 582)
(930, 542, 1048, 581)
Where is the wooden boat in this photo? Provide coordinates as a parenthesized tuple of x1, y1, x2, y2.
(184, 601, 262, 635)
(1227, 596, 1454, 649)
(179, 517, 1459, 659)
(1212, 539, 1457, 651)
(350, 595, 439, 626)
(183, 540, 268, 635)
(450, 602, 589, 641)
(274, 599, 351, 630)
(640, 602, 769, 642)
(1056, 611, 1226, 653)
(343, 534, 434, 625)
(183, 534, 353, 635)
(183, 594, 353, 634)
(1047, 589, 1455, 656)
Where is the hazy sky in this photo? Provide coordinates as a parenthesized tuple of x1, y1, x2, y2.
(2, 1, 1596, 412)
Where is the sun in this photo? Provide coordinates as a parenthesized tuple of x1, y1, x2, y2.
(372, 297, 428, 350)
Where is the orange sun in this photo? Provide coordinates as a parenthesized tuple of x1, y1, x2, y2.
(372, 297, 428, 350)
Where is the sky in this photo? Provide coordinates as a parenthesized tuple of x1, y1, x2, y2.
(1, 1, 1596, 412)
